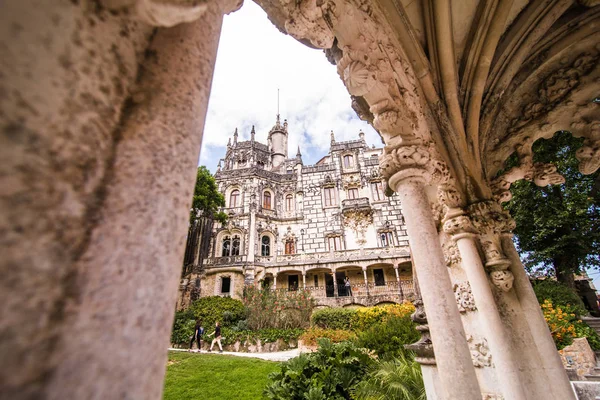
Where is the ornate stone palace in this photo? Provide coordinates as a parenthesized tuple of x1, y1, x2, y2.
(178, 118, 415, 308)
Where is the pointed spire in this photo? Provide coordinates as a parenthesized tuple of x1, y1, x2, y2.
(227, 137, 231, 148)
(251, 125, 255, 141)
(233, 127, 238, 145)
(296, 146, 302, 158)
(330, 130, 335, 144)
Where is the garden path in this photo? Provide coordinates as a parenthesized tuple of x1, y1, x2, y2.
(168, 348, 300, 362)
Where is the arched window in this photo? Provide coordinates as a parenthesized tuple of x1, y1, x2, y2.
(231, 235, 241, 256)
(263, 191, 272, 209)
(221, 236, 231, 256)
(343, 154, 354, 168)
(229, 190, 240, 208)
(261, 236, 271, 256)
(347, 188, 359, 199)
(285, 240, 295, 255)
(371, 181, 385, 201)
(380, 232, 394, 248)
(285, 194, 294, 211)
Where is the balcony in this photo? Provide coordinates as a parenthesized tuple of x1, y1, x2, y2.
(251, 247, 410, 267)
(204, 255, 247, 266)
(273, 280, 415, 307)
(341, 197, 371, 214)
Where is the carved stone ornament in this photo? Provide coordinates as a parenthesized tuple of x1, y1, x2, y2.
(454, 282, 477, 313)
(100, 0, 242, 26)
(443, 214, 476, 237)
(576, 138, 600, 175)
(490, 270, 515, 292)
(442, 239, 461, 267)
(379, 144, 451, 186)
(342, 174, 362, 189)
(466, 335, 492, 368)
(405, 299, 436, 365)
(283, 0, 336, 49)
(342, 209, 374, 247)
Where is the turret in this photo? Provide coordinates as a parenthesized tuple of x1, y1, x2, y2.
(268, 114, 288, 168)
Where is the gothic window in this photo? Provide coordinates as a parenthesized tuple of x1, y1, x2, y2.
(221, 277, 231, 294)
(231, 235, 241, 256)
(343, 154, 354, 168)
(285, 240, 296, 255)
(371, 181, 385, 201)
(328, 236, 343, 251)
(221, 236, 231, 257)
(261, 235, 271, 256)
(347, 188, 359, 199)
(285, 194, 294, 211)
(323, 187, 337, 207)
(263, 191, 272, 210)
(229, 190, 240, 208)
(380, 232, 394, 248)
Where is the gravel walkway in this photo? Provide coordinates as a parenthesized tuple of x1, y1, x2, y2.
(169, 347, 300, 362)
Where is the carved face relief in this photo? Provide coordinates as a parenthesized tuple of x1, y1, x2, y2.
(490, 270, 514, 292)
(467, 335, 492, 368)
(454, 282, 476, 313)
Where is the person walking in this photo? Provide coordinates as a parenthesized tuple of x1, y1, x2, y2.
(344, 276, 352, 297)
(188, 319, 204, 352)
(207, 321, 223, 353)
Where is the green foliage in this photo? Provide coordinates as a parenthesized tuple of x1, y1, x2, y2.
(171, 309, 196, 345)
(350, 303, 416, 332)
(311, 307, 356, 330)
(164, 351, 280, 400)
(243, 286, 316, 330)
(189, 296, 245, 329)
(264, 339, 375, 400)
(299, 327, 357, 346)
(352, 354, 426, 400)
(190, 166, 227, 224)
(533, 280, 587, 316)
(574, 322, 600, 351)
(502, 131, 600, 284)
(354, 315, 420, 359)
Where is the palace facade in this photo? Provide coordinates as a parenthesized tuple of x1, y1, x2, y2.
(178, 116, 415, 308)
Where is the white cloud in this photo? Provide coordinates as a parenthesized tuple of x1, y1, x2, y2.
(200, 1, 380, 170)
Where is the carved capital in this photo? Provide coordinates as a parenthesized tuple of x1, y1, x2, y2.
(283, 0, 336, 49)
(380, 145, 451, 188)
(443, 210, 477, 237)
(468, 201, 515, 235)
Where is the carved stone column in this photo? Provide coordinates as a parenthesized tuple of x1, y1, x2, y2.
(393, 265, 403, 298)
(302, 272, 306, 290)
(383, 145, 481, 400)
(332, 270, 338, 297)
(362, 267, 369, 295)
(273, 273, 277, 290)
(443, 208, 527, 400)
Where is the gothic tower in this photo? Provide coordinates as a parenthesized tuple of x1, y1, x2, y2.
(268, 115, 288, 169)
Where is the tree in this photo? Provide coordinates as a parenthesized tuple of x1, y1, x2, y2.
(190, 166, 227, 224)
(504, 131, 600, 287)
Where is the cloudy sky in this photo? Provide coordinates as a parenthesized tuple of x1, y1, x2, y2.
(199, 1, 380, 172)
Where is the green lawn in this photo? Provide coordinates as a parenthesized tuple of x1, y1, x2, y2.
(163, 351, 280, 400)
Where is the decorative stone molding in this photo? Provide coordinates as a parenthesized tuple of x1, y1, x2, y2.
(405, 299, 436, 365)
(442, 239, 462, 267)
(342, 174, 362, 189)
(466, 335, 492, 368)
(454, 282, 477, 313)
(100, 0, 242, 26)
(342, 208, 374, 247)
(468, 201, 516, 292)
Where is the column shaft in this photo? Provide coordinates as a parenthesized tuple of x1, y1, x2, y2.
(396, 180, 480, 400)
(455, 235, 528, 399)
(503, 236, 575, 399)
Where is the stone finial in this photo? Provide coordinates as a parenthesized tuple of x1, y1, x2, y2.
(227, 137, 231, 148)
(330, 130, 335, 143)
(250, 125, 255, 141)
(233, 127, 238, 145)
(359, 129, 365, 141)
(283, 119, 288, 132)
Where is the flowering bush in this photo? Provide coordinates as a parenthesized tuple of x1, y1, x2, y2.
(541, 300, 600, 350)
(351, 302, 416, 331)
(299, 327, 357, 346)
(243, 286, 315, 330)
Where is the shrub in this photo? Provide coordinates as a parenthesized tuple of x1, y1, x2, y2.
(189, 296, 245, 328)
(311, 307, 356, 330)
(351, 302, 415, 331)
(299, 327, 357, 346)
(354, 315, 420, 359)
(171, 309, 196, 345)
(353, 354, 426, 400)
(542, 299, 600, 350)
(533, 280, 587, 316)
(243, 286, 316, 330)
(264, 339, 374, 400)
